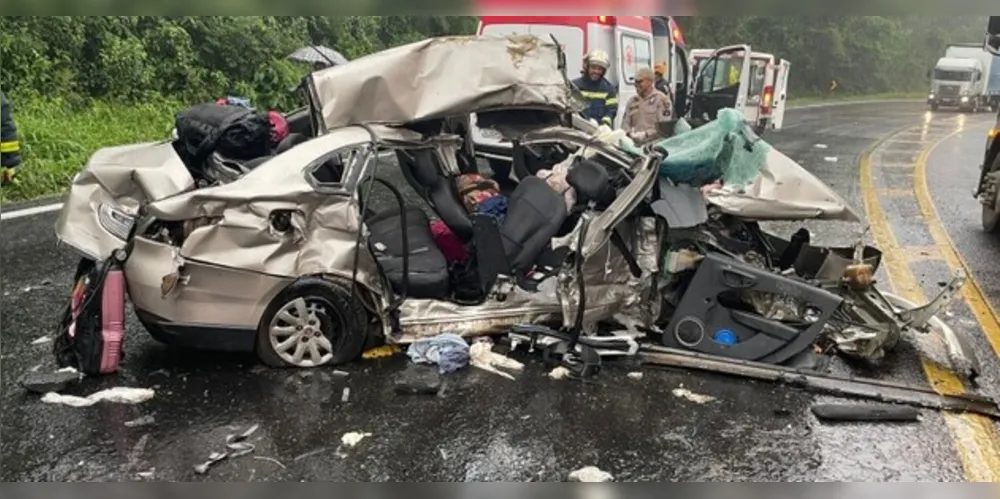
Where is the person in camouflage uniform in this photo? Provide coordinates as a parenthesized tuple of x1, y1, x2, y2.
(621, 67, 673, 145)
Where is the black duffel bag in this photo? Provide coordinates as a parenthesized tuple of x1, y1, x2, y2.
(174, 103, 273, 169)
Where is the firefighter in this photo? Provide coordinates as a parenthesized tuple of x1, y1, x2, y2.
(621, 67, 673, 146)
(1, 91, 21, 186)
(654, 62, 670, 95)
(571, 49, 619, 127)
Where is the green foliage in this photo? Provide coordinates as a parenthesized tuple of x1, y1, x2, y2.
(675, 16, 990, 96)
(1, 97, 181, 203)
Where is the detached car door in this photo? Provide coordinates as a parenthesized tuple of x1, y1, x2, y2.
(689, 44, 752, 122)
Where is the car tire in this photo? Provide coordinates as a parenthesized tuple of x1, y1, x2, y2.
(982, 153, 1000, 233)
(930, 103, 939, 111)
(255, 276, 369, 368)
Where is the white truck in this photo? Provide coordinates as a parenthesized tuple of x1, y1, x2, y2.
(945, 43, 1000, 111)
(928, 50, 989, 112)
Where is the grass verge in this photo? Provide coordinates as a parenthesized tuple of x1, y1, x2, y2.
(1, 98, 179, 204)
(1, 91, 928, 204)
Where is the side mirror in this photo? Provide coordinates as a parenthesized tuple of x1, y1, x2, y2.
(987, 16, 1000, 55)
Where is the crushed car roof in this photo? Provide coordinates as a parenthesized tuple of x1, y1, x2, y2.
(307, 34, 585, 131)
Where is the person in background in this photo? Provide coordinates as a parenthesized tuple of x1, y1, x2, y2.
(571, 49, 619, 127)
(1, 91, 22, 186)
(654, 61, 671, 95)
(621, 67, 673, 146)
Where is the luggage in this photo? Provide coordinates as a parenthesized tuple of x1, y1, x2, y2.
(52, 254, 128, 376)
(174, 103, 273, 171)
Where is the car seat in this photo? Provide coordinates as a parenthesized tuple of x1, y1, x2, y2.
(396, 149, 474, 243)
(366, 206, 451, 300)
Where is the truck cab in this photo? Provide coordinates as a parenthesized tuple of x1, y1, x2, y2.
(928, 57, 986, 112)
(688, 47, 790, 133)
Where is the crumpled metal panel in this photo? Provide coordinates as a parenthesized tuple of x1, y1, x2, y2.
(308, 34, 585, 130)
(54, 140, 194, 260)
(704, 147, 863, 222)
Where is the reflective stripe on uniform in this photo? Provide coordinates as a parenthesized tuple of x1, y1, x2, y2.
(0, 140, 18, 153)
(605, 97, 618, 105)
(579, 90, 609, 100)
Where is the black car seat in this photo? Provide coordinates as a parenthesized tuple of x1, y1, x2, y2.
(396, 149, 474, 243)
(499, 176, 568, 274)
(366, 206, 451, 300)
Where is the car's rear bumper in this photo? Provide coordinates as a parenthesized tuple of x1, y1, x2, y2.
(136, 308, 256, 352)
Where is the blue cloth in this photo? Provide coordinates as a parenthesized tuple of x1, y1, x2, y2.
(407, 333, 470, 374)
(571, 76, 619, 126)
(220, 96, 253, 109)
(475, 194, 508, 225)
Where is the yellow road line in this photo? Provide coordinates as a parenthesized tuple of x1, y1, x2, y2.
(860, 127, 1000, 482)
(913, 130, 1000, 359)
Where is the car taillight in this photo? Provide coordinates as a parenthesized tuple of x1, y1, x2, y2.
(762, 85, 773, 114)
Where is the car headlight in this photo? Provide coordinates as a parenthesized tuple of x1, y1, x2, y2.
(928, 93, 935, 99)
(961, 96, 970, 102)
(98, 203, 136, 241)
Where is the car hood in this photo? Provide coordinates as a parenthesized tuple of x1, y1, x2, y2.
(704, 147, 863, 222)
(307, 34, 585, 131)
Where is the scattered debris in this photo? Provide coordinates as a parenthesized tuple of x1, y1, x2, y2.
(394, 365, 442, 395)
(823, 156, 838, 162)
(672, 387, 716, 404)
(331, 370, 349, 377)
(19, 368, 81, 394)
(136, 469, 155, 480)
(627, 372, 644, 380)
(193, 424, 260, 475)
(253, 456, 287, 469)
(125, 415, 156, 428)
(407, 333, 470, 374)
(362, 344, 402, 359)
(811, 403, 921, 423)
(469, 338, 524, 380)
(548, 366, 571, 380)
(341, 431, 371, 448)
(569, 465, 614, 482)
(31, 335, 52, 345)
(814, 143, 828, 149)
(341, 387, 350, 403)
(41, 387, 154, 407)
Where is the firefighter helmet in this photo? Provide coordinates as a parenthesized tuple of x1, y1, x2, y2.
(585, 49, 610, 70)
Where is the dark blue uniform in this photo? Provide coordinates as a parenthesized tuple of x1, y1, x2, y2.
(1, 91, 21, 175)
(571, 75, 619, 126)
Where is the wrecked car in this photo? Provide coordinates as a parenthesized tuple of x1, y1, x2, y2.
(53, 34, 979, 379)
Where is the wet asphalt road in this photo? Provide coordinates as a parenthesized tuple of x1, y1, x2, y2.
(2, 101, 998, 482)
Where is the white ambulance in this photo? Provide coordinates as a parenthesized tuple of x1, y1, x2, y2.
(688, 47, 791, 132)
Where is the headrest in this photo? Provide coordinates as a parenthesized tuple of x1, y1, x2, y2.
(567, 158, 614, 206)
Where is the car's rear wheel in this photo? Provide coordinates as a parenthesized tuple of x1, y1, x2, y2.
(255, 276, 369, 368)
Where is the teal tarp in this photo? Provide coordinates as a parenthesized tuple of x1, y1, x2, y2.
(620, 108, 771, 188)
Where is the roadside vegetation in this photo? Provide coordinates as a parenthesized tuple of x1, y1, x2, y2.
(0, 16, 988, 203)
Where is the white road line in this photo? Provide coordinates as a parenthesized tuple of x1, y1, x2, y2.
(1, 202, 64, 221)
(0, 100, 924, 222)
